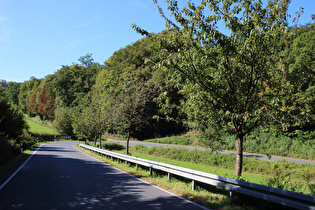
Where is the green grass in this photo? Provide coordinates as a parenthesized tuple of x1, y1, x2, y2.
(143, 130, 315, 161)
(110, 145, 314, 196)
(144, 132, 199, 146)
(25, 116, 59, 135)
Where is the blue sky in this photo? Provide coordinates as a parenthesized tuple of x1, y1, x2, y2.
(0, 0, 314, 83)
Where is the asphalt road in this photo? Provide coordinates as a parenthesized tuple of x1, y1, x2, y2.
(107, 139, 315, 165)
(0, 142, 206, 210)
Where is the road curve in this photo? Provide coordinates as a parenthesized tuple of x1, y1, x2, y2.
(107, 139, 315, 165)
(0, 141, 206, 210)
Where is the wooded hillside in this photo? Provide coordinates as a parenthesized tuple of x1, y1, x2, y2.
(1, 0, 314, 177)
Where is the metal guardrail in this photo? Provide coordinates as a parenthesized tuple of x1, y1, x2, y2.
(79, 144, 315, 209)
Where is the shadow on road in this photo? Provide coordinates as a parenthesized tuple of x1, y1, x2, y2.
(0, 142, 204, 210)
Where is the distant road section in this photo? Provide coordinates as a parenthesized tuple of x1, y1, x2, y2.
(107, 139, 315, 165)
(0, 142, 206, 210)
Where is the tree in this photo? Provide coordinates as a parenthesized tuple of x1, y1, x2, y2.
(94, 35, 187, 139)
(0, 89, 27, 139)
(37, 74, 56, 120)
(72, 93, 109, 147)
(27, 86, 41, 116)
(283, 29, 315, 130)
(53, 107, 74, 136)
(113, 80, 155, 154)
(54, 55, 102, 108)
(37, 86, 56, 120)
(18, 77, 41, 113)
(133, 0, 291, 176)
(7, 82, 20, 106)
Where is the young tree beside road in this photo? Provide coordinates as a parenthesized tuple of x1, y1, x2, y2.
(133, 0, 292, 176)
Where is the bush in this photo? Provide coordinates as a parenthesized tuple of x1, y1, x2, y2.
(102, 142, 125, 151)
(144, 134, 195, 145)
(0, 135, 20, 165)
(209, 127, 315, 160)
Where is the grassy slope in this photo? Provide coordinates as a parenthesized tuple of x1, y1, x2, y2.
(102, 143, 313, 196)
(143, 132, 315, 160)
(25, 116, 59, 135)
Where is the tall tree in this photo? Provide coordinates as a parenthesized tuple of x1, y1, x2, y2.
(95, 35, 187, 139)
(133, 0, 291, 176)
(0, 89, 27, 139)
(37, 74, 56, 120)
(72, 93, 109, 147)
(113, 80, 155, 154)
(53, 107, 74, 136)
(7, 82, 21, 106)
(18, 77, 41, 113)
(27, 86, 41, 116)
(54, 54, 102, 108)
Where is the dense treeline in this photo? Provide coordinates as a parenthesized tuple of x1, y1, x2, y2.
(1, 37, 187, 144)
(1, 24, 314, 141)
(0, 0, 314, 176)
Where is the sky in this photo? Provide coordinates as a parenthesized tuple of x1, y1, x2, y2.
(0, 0, 314, 83)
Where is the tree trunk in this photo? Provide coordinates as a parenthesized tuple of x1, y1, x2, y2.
(235, 134, 243, 177)
(126, 131, 130, 155)
(94, 135, 96, 146)
(99, 133, 102, 149)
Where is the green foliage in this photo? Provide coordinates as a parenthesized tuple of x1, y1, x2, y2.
(27, 86, 41, 116)
(0, 90, 28, 139)
(283, 29, 315, 130)
(143, 129, 315, 160)
(53, 107, 74, 136)
(135, 145, 236, 169)
(72, 92, 110, 143)
(224, 127, 315, 160)
(0, 135, 21, 166)
(6, 82, 20, 106)
(0, 79, 21, 106)
(54, 54, 102, 108)
(133, 0, 312, 177)
(144, 133, 196, 145)
(95, 37, 161, 89)
(94, 36, 187, 140)
(18, 77, 41, 113)
(265, 162, 315, 195)
(2, 7, 314, 180)
(101, 142, 125, 151)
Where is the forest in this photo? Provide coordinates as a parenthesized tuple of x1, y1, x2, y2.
(0, 0, 314, 177)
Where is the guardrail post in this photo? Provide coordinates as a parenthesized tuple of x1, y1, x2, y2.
(149, 166, 153, 176)
(136, 164, 138, 170)
(229, 191, 235, 203)
(192, 180, 196, 191)
(168, 173, 172, 181)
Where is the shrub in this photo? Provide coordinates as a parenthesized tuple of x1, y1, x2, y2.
(0, 135, 20, 165)
(102, 142, 125, 151)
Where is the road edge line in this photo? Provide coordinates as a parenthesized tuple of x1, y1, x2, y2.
(0, 144, 43, 191)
